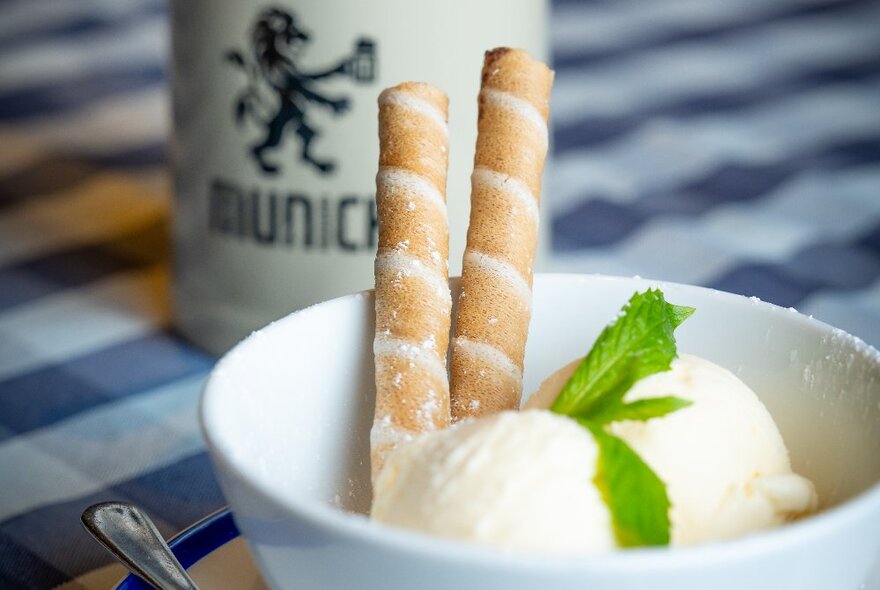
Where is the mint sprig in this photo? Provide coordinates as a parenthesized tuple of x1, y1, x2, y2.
(550, 289, 694, 548)
(550, 288, 694, 419)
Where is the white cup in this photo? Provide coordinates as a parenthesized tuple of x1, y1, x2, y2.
(201, 274, 880, 589)
(170, 0, 548, 354)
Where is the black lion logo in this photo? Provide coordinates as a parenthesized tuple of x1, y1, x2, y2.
(226, 7, 375, 175)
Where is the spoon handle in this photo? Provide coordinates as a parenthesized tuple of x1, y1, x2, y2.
(81, 502, 199, 590)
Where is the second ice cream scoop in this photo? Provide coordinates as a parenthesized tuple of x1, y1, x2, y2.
(527, 353, 818, 546)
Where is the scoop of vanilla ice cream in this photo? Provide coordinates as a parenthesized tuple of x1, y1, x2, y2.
(371, 410, 616, 554)
(526, 353, 818, 545)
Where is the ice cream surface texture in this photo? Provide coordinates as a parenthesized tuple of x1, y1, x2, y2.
(371, 409, 616, 554)
(527, 353, 818, 546)
(371, 354, 817, 553)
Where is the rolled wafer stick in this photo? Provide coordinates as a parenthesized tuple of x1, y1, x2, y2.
(371, 82, 452, 483)
(450, 48, 553, 421)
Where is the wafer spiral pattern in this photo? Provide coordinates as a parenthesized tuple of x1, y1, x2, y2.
(371, 83, 451, 482)
(450, 49, 554, 421)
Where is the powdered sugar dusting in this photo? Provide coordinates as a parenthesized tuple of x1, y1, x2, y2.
(375, 335, 448, 381)
(825, 327, 880, 364)
(377, 167, 447, 214)
(455, 336, 523, 385)
(463, 250, 532, 306)
(376, 250, 451, 302)
(414, 388, 444, 431)
(370, 414, 415, 453)
(798, 326, 880, 418)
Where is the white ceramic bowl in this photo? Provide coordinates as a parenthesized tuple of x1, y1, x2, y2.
(200, 274, 880, 590)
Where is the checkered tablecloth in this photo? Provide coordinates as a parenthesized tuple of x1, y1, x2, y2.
(1, 0, 878, 587)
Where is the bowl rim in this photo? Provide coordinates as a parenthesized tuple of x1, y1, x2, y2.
(200, 272, 880, 574)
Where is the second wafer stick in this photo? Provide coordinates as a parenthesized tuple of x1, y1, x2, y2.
(450, 48, 554, 421)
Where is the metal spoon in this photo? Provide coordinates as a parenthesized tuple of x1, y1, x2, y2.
(81, 501, 199, 590)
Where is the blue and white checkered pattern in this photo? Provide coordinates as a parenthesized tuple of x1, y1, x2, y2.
(1, 0, 878, 587)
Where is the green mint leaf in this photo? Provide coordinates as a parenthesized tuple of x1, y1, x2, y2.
(550, 289, 694, 420)
(586, 422, 672, 547)
(547, 289, 694, 548)
(588, 396, 693, 424)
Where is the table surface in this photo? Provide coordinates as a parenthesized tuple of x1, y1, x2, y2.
(2, 0, 879, 588)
